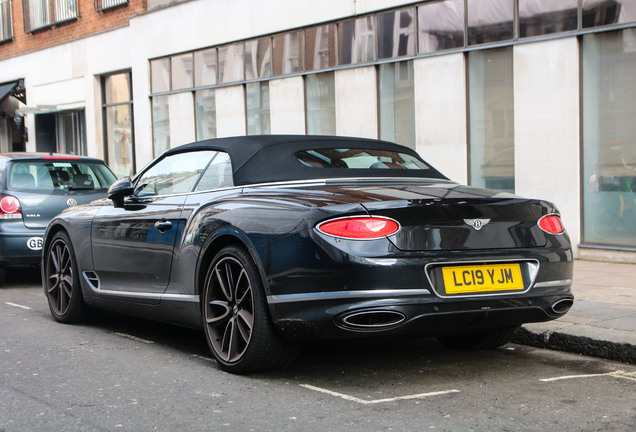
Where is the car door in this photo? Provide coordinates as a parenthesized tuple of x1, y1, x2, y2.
(91, 150, 218, 302)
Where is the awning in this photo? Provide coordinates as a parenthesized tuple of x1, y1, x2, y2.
(0, 80, 26, 104)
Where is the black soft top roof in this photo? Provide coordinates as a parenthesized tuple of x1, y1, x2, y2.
(162, 135, 448, 186)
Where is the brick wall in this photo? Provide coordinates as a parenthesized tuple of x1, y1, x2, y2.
(0, 0, 147, 59)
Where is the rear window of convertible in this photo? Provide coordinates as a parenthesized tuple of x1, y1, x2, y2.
(296, 148, 430, 170)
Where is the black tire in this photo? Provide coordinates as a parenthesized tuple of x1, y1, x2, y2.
(438, 326, 519, 350)
(43, 231, 87, 323)
(202, 246, 298, 374)
(0, 267, 5, 287)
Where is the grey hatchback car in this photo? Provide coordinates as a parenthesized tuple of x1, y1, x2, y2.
(0, 153, 116, 284)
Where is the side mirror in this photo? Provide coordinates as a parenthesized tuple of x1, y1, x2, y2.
(108, 177, 134, 208)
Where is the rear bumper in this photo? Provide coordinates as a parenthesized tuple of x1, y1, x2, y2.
(0, 222, 45, 267)
(270, 282, 573, 339)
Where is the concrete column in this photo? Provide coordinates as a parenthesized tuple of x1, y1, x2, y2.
(269, 76, 306, 134)
(335, 66, 378, 139)
(514, 37, 580, 251)
(215, 85, 246, 137)
(413, 53, 468, 184)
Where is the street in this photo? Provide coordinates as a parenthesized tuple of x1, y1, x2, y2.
(1, 270, 635, 432)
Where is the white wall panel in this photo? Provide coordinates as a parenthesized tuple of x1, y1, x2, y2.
(168, 92, 196, 148)
(215, 85, 246, 137)
(514, 37, 580, 252)
(414, 54, 468, 184)
(270, 77, 306, 134)
(335, 67, 377, 139)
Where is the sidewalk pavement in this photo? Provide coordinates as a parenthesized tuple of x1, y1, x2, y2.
(513, 260, 636, 364)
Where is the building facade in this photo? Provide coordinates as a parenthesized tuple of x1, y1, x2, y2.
(1, 0, 636, 261)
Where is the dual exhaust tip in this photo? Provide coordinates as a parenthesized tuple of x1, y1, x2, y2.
(339, 298, 574, 331)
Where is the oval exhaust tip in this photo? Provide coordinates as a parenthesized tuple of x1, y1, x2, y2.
(340, 310, 406, 330)
(551, 298, 573, 314)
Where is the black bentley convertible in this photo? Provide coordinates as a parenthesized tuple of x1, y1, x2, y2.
(43, 135, 573, 373)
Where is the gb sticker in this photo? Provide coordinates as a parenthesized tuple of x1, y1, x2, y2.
(27, 237, 43, 251)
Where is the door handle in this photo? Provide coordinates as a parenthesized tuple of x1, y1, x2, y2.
(154, 220, 173, 233)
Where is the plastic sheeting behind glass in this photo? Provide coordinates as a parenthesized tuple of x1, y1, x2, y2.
(418, 0, 464, 53)
(245, 38, 272, 80)
(195, 89, 216, 140)
(273, 32, 304, 75)
(305, 72, 336, 135)
(379, 61, 415, 149)
(246, 82, 271, 135)
(467, 0, 514, 45)
(152, 95, 170, 157)
(468, 47, 515, 193)
(583, 0, 636, 28)
(582, 29, 636, 247)
(519, 0, 578, 37)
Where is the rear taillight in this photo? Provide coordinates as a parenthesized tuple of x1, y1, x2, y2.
(0, 194, 22, 219)
(317, 216, 400, 239)
(538, 214, 564, 234)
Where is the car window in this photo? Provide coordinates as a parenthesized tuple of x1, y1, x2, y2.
(194, 152, 233, 191)
(7, 161, 117, 192)
(296, 148, 430, 170)
(135, 151, 217, 197)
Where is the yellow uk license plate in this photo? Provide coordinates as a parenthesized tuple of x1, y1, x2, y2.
(441, 263, 524, 295)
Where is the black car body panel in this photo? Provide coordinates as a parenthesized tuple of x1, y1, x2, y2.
(43, 135, 573, 371)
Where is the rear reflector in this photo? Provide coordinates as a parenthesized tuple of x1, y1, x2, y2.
(0, 195, 22, 219)
(538, 214, 564, 234)
(317, 217, 400, 239)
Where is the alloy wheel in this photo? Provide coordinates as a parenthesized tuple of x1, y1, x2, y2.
(46, 238, 74, 317)
(204, 256, 255, 364)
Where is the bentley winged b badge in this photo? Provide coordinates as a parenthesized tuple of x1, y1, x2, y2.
(464, 218, 490, 231)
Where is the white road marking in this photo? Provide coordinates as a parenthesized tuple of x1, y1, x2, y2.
(192, 354, 215, 362)
(5, 302, 32, 310)
(299, 384, 459, 404)
(114, 332, 155, 344)
(540, 371, 627, 382)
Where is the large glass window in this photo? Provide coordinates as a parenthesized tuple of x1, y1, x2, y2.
(273, 31, 304, 75)
(305, 24, 336, 71)
(23, 0, 77, 32)
(338, 16, 376, 65)
(377, 7, 415, 59)
(467, 0, 514, 45)
(151, 58, 170, 93)
(305, 72, 336, 135)
(218, 43, 245, 84)
(519, 0, 578, 38)
(582, 30, 636, 248)
(245, 37, 272, 80)
(103, 72, 134, 178)
(152, 95, 170, 157)
(418, 0, 465, 53)
(378, 61, 415, 149)
(171, 53, 194, 90)
(0, 0, 12, 42)
(583, 0, 636, 29)
(245, 82, 270, 135)
(468, 47, 515, 193)
(195, 48, 217, 87)
(195, 89, 216, 140)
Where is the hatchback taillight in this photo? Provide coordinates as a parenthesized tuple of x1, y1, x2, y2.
(538, 214, 564, 234)
(0, 194, 22, 219)
(317, 216, 400, 239)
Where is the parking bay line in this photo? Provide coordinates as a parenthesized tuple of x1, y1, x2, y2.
(114, 332, 155, 344)
(5, 302, 32, 310)
(540, 371, 636, 382)
(299, 384, 459, 404)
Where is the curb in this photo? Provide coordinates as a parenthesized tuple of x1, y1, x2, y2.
(512, 326, 636, 365)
